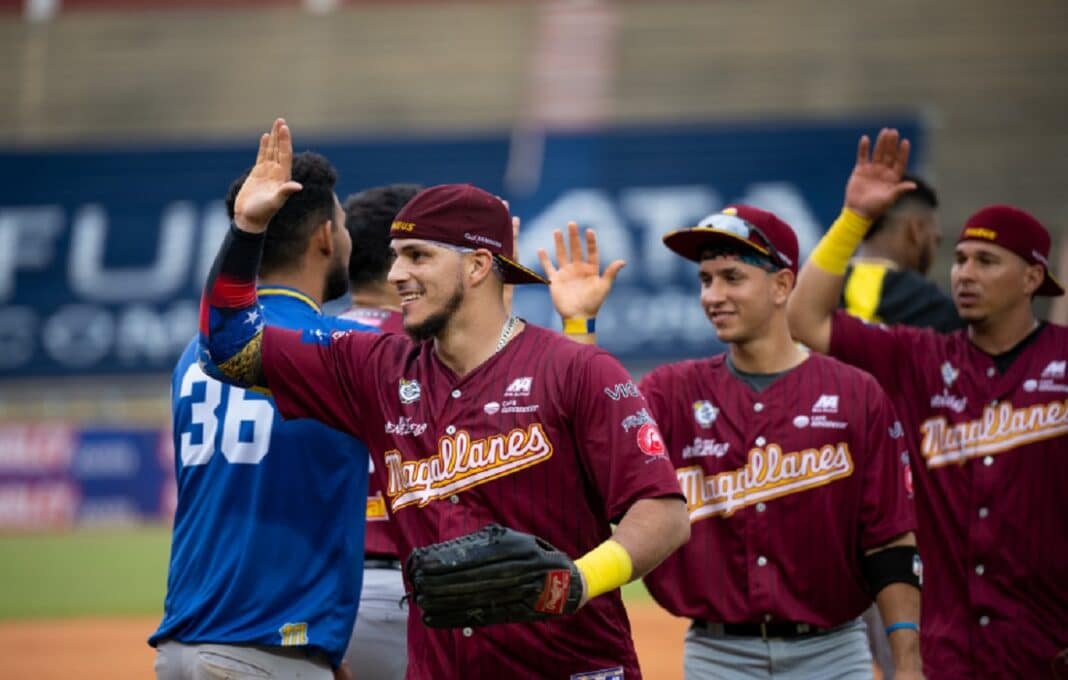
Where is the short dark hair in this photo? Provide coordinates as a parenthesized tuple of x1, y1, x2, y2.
(864, 174, 938, 240)
(224, 152, 339, 275)
(343, 183, 424, 288)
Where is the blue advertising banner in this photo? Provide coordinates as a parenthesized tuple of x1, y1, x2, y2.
(0, 119, 922, 377)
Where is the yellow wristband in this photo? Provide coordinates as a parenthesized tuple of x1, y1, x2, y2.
(809, 208, 873, 275)
(562, 317, 596, 335)
(574, 539, 633, 601)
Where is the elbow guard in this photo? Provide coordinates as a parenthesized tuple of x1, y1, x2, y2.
(861, 545, 922, 595)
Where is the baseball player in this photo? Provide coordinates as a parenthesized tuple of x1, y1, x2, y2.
(609, 206, 923, 679)
(337, 184, 421, 680)
(787, 128, 1068, 678)
(150, 152, 377, 679)
(198, 118, 690, 679)
(842, 174, 962, 332)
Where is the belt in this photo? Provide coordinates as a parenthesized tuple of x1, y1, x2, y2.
(364, 557, 402, 570)
(691, 619, 836, 640)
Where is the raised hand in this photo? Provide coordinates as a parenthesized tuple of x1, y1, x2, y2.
(233, 118, 304, 233)
(537, 222, 625, 321)
(844, 128, 917, 220)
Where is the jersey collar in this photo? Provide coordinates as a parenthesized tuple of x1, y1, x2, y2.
(257, 285, 321, 314)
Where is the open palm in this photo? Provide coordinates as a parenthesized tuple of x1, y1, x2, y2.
(844, 128, 917, 220)
(233, 118, 304, 233)
(538, 222, 625, 320)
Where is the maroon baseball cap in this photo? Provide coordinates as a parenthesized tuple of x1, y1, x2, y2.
(391, 184, 547, 284)
(662, 205, 799, 274)
(957, 204, 1064, 297)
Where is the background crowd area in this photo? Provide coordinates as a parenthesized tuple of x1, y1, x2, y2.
(1, 1, 1066, 678)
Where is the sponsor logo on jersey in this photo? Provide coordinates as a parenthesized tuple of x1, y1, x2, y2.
(604, 381, 641, 401)
(399, 378, 421, 404)
(486, 399, 540, 415)
(812, 394, 839, 413)
(384, 423, 554, 510)
(385, 417, 428, 436)
(621, 408, 655, 432)
(940, 361, 959, 387)
(929, 390, 968, 413)
(889, 421, 905, 439)
(1042, 360, 1066, 379)
(903, 458, 914, 497)
(919, 398, 1068, 468)
(682, 437, 730, 459)
(692, 400, 718, 427)
(504, 377, 533, 398)
(570, 668, 624, 680)
(636, 423, 666, 457)
(793, 414, 846, 429)
(677, 442, 855, 519)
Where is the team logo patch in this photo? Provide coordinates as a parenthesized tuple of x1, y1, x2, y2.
(693, 400, 718, 427)
(636, 423, 666, 457)
(484, 401, 501, 415)
(504, 377, 533, 398)
(534, 569, 571, 615)
(621, 408, 655, 432)
(903, 461, 914, 497)
(940, 361, 959, 387)
(278, 622, 308, 646)
(604, 381, 641, 401)
(399, 378, 421, 404)
(570, 667, 624, 680)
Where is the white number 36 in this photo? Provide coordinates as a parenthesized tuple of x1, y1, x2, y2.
(177, 362, 275, 466)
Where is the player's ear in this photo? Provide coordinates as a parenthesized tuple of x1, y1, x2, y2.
(312, 219, 334, 257)
(467, 249, 496, 286)
(1022, 262, 1045, 297)
(771, 268, 794, 305)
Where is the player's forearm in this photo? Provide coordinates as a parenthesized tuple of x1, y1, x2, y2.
(875, 582, 923, 673)
(612, 496, 690, 579)
(788, 209, 872, 353)
(198, 224, 268, 388)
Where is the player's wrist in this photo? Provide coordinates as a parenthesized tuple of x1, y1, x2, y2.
(562, 317, 596, 335)
(809, 208, 872, 276)
(574, 539, 633, 602)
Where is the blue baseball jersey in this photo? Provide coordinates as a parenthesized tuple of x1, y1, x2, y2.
(150, 286, 377, 668)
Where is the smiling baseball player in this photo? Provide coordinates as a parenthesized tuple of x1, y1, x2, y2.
(788, 128, 1068, 678)
(197, 119, 690, 680)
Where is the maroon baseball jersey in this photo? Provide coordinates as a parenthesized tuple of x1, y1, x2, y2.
(830, 311, 1068, 678)
(640, 352, 916, 627)
(260, 322, 683, 680)
(339, 305, 405, 559)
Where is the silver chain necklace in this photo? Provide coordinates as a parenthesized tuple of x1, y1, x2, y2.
(495, 315, 519, 353)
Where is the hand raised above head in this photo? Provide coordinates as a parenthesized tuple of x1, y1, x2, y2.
(537, 221, 625, 322)
(233, 118, 305, 234)
(844, 128, 917, 221)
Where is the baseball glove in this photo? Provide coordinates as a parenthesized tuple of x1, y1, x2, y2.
(404, 523, 585, 628)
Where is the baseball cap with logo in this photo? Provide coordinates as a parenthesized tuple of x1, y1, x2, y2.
(390, 184, 547, 284)
(662, 205, 799, 274)
(957, 204, 1064, 297)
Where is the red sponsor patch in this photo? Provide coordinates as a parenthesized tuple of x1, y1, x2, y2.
(534, 569, 571, 615)
(904, 464, 914, 496)
(636, 423, 666, 456)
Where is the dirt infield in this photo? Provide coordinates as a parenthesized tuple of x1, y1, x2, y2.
(0, 601, 687, 679)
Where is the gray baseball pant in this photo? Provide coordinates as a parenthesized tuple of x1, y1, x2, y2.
(684, 618, 873, 680)
(154, 641, 332, 679)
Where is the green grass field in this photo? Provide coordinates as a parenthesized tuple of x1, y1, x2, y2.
(0, 525, 172, 620)
(0, 525, 650, 621)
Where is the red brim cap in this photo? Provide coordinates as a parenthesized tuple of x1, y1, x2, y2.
(662, 227, 775, 264)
